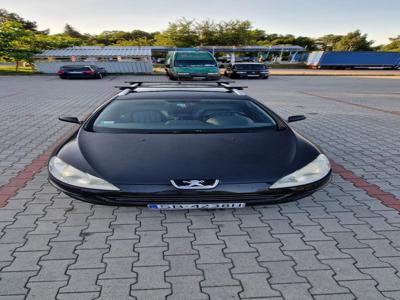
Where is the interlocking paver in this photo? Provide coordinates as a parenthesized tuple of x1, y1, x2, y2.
(261, 261, 307, 284)
(26, 281, 67, 300)
(100, 257, 137, 279)
(0, 271, 37, 296)
(360, 267, 400, 292)
(1, 76, 400, 299)
(104, 239, 138, 258)
(59, 268, 103, 293)
(29, 259, 74, 282)
(166, 254, 202, 276)
(285, 249, 330, 271)
(228, 252, 266, 274)
(131, 266, 170, 290)
(134, 247, 168, 267)
(97, 279, 135, 300)
(340, 280, 388, 300)
(69, 249, 108, 269)
(322, 258, 371, 281)
(272, 283, 313, 300)
(3, 251, 46, 272)
(298, 270, 350, 295)
(342, 248, 390, 268)
(167, 276, 208, 300)
(234, 273, 281, 298)
(198, 263, 239, 287)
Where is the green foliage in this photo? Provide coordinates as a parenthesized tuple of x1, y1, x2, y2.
(260, 34, 317, 50)
(316, 31, 373, 51)
(0, 8, 47, 33)
(0, 20, 81, 69)
(333, 30, 373, 51)
(381, 36, 400, 52)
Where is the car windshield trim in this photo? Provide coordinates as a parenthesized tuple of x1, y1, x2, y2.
(88, 98, 277, 134)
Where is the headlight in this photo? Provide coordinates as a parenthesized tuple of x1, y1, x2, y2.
(49, 157, 119, 191)
(269, 154, 330, 189)
(207, 72, 219, 75)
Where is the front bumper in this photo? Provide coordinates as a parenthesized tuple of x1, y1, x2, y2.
(49, 171, 331, 206)
(176, 73, 221, 80)
(234, 72, 269, 78)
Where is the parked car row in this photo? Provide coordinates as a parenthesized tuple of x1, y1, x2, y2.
(164, 51, 270, 81)
(56, 53, 271, 81)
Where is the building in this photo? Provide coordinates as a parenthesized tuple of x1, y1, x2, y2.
(34, 46, 153, 73)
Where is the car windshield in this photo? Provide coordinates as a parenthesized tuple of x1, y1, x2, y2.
(92, 99, 276, 133)
(235, 64, 266, 71)
(174, 60, 217, 67)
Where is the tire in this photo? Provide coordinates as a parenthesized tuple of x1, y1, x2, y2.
(169, 73, 178, 81)
(263, 76, 269, 79)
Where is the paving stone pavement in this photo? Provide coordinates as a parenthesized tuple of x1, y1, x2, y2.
(0, 75, 399, 299)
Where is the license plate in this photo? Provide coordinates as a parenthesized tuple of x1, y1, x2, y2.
(148, 203, 245, 210)
(69, 71, 83, 74)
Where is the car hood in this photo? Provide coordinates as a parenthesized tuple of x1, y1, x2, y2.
(57, 128, 320, 185)
(173, 66, 219, 73)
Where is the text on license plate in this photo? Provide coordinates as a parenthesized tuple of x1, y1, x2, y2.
(148, 203, 245, 210)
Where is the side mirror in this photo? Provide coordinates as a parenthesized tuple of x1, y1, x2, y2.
(59, 116, 81, 124)
(165, 64, 170, 68)
(287, 115, 306, 123)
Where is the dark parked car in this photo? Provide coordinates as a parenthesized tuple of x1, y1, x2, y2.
(225, 63, 270, 79)
(48, 81, 331, 209)
(57, 65, 107, 79)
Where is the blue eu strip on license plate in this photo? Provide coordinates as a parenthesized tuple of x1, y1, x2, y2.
(148, 203, 245, 210)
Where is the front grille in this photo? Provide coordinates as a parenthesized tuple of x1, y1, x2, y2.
(99, 192, 292, 204)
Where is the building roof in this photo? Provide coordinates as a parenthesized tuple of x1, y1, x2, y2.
(35, 46, 152, 58)
(151, 45, 306, 52)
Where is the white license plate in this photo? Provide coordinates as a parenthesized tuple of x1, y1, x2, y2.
(148, 203, 245, 210)
(69, 71, 83, 74)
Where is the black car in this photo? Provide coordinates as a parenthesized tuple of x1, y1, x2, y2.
(48, 81, 331, 209)
(225, 63, 270, 79)
(57, 65, 107, 79)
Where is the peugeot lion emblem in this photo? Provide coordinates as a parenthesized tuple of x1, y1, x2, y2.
(170, 179, 219, 190)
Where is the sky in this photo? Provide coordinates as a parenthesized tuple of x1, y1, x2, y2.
(1, 0, 399, 45)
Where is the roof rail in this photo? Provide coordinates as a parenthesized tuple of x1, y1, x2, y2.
(115, 80, 248, 92)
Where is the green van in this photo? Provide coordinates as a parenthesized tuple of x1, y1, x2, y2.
(165, 51, 220, 80)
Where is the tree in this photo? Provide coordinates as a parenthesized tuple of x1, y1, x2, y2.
(0, 21, 36, 70)
(381, 35, 400, 51)
(62, 24, 84, 38)
(0, 21, 81, 71)
(0, 8, 48, 33)
(333, 30, 373, 51)
(315, 34, 343, 51)
(196, 20, 219, 46)
(154, 18, 198, 47)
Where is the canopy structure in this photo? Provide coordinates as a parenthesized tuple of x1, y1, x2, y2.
(34, 46, 153, 73)
(35, 46, 152, 58)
